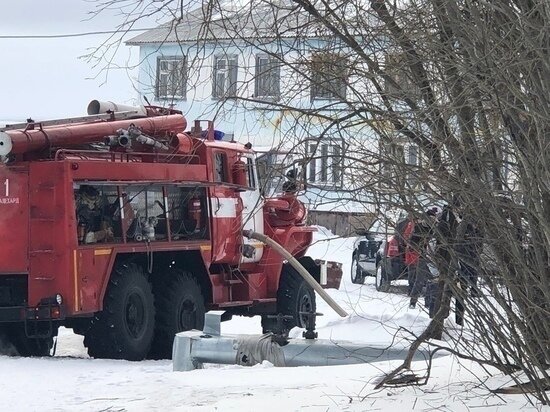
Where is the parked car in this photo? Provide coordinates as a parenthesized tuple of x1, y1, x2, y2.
(351, 213, 409, 291)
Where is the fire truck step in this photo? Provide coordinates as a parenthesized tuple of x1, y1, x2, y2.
(224, 279, 243, 285)
(217, 300, 254, 308)
(252, 298, 277, 304)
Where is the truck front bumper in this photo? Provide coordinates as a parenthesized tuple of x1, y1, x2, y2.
(0, 303, 65, 322)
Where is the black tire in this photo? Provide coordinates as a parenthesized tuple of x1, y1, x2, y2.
(149, 270, 205, 359)
(351, 255, 365, 284)
(263, 264, 317, 333)
(0, 324, 53, 357)
(84, 263, 155, 361)
(375, 262, 390, 292)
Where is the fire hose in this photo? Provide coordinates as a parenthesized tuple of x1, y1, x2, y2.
(243, 230, 348, 317)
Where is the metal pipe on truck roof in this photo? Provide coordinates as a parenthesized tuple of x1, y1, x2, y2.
(87, 100, 148, 117)
(0, 114, 186, 156)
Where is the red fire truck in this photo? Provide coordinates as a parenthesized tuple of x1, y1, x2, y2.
(0, 101, 323, 360)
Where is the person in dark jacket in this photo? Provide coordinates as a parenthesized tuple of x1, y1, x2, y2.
(428, 201, 482, 325)
(456, 219, 482, 289)
(454, 218, 483, 324)
(282, 169, 300, 193)
(76, 185, 114, 244)
(407, 208, 437, 308)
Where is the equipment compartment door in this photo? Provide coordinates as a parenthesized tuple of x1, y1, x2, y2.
(0, 167, 29, 273)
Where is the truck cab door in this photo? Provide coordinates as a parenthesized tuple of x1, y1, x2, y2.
(209, 151, 241, 263)
(239, 156, 264, 263)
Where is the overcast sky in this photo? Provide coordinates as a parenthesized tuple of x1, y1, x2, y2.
(0, 0, 161, 121)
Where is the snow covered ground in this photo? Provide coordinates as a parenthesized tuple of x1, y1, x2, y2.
(0, 228, 545, 411)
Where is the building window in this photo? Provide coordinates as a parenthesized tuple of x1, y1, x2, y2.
(407, 145, 418, 166)
(308, 144, 317, 183)
(487, 151, 512, 188)
(310, 52, 348, 101)
(213, 55, 238, 99)
(380, 142, 404, 185)
(384, 53, 419, 99)
(306, 140, 343, 187)
(406, 144, 420, 187)
(156, 56, 187, 100)
(255, 54, 280, 99)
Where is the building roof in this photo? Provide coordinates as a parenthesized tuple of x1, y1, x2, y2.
(126, 2, 313, 45)
(126, 1, 377, 46)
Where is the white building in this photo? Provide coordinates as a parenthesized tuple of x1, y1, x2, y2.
(126, 5, 407, 233)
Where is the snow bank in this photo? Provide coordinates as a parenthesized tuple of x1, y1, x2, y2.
(0, 228, 542, 411)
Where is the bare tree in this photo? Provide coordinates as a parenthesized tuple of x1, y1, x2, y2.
(95, 0, 550, 404)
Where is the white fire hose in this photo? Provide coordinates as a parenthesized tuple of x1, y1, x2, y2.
(243, 230, 348, 317)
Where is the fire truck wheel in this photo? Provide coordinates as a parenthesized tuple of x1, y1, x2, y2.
(148, 270, 205, 359)
(84, 263, 155, 361)
(263, 264, 317, 333)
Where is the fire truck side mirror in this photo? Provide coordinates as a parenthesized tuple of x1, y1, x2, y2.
(232, 160, 248, 187)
